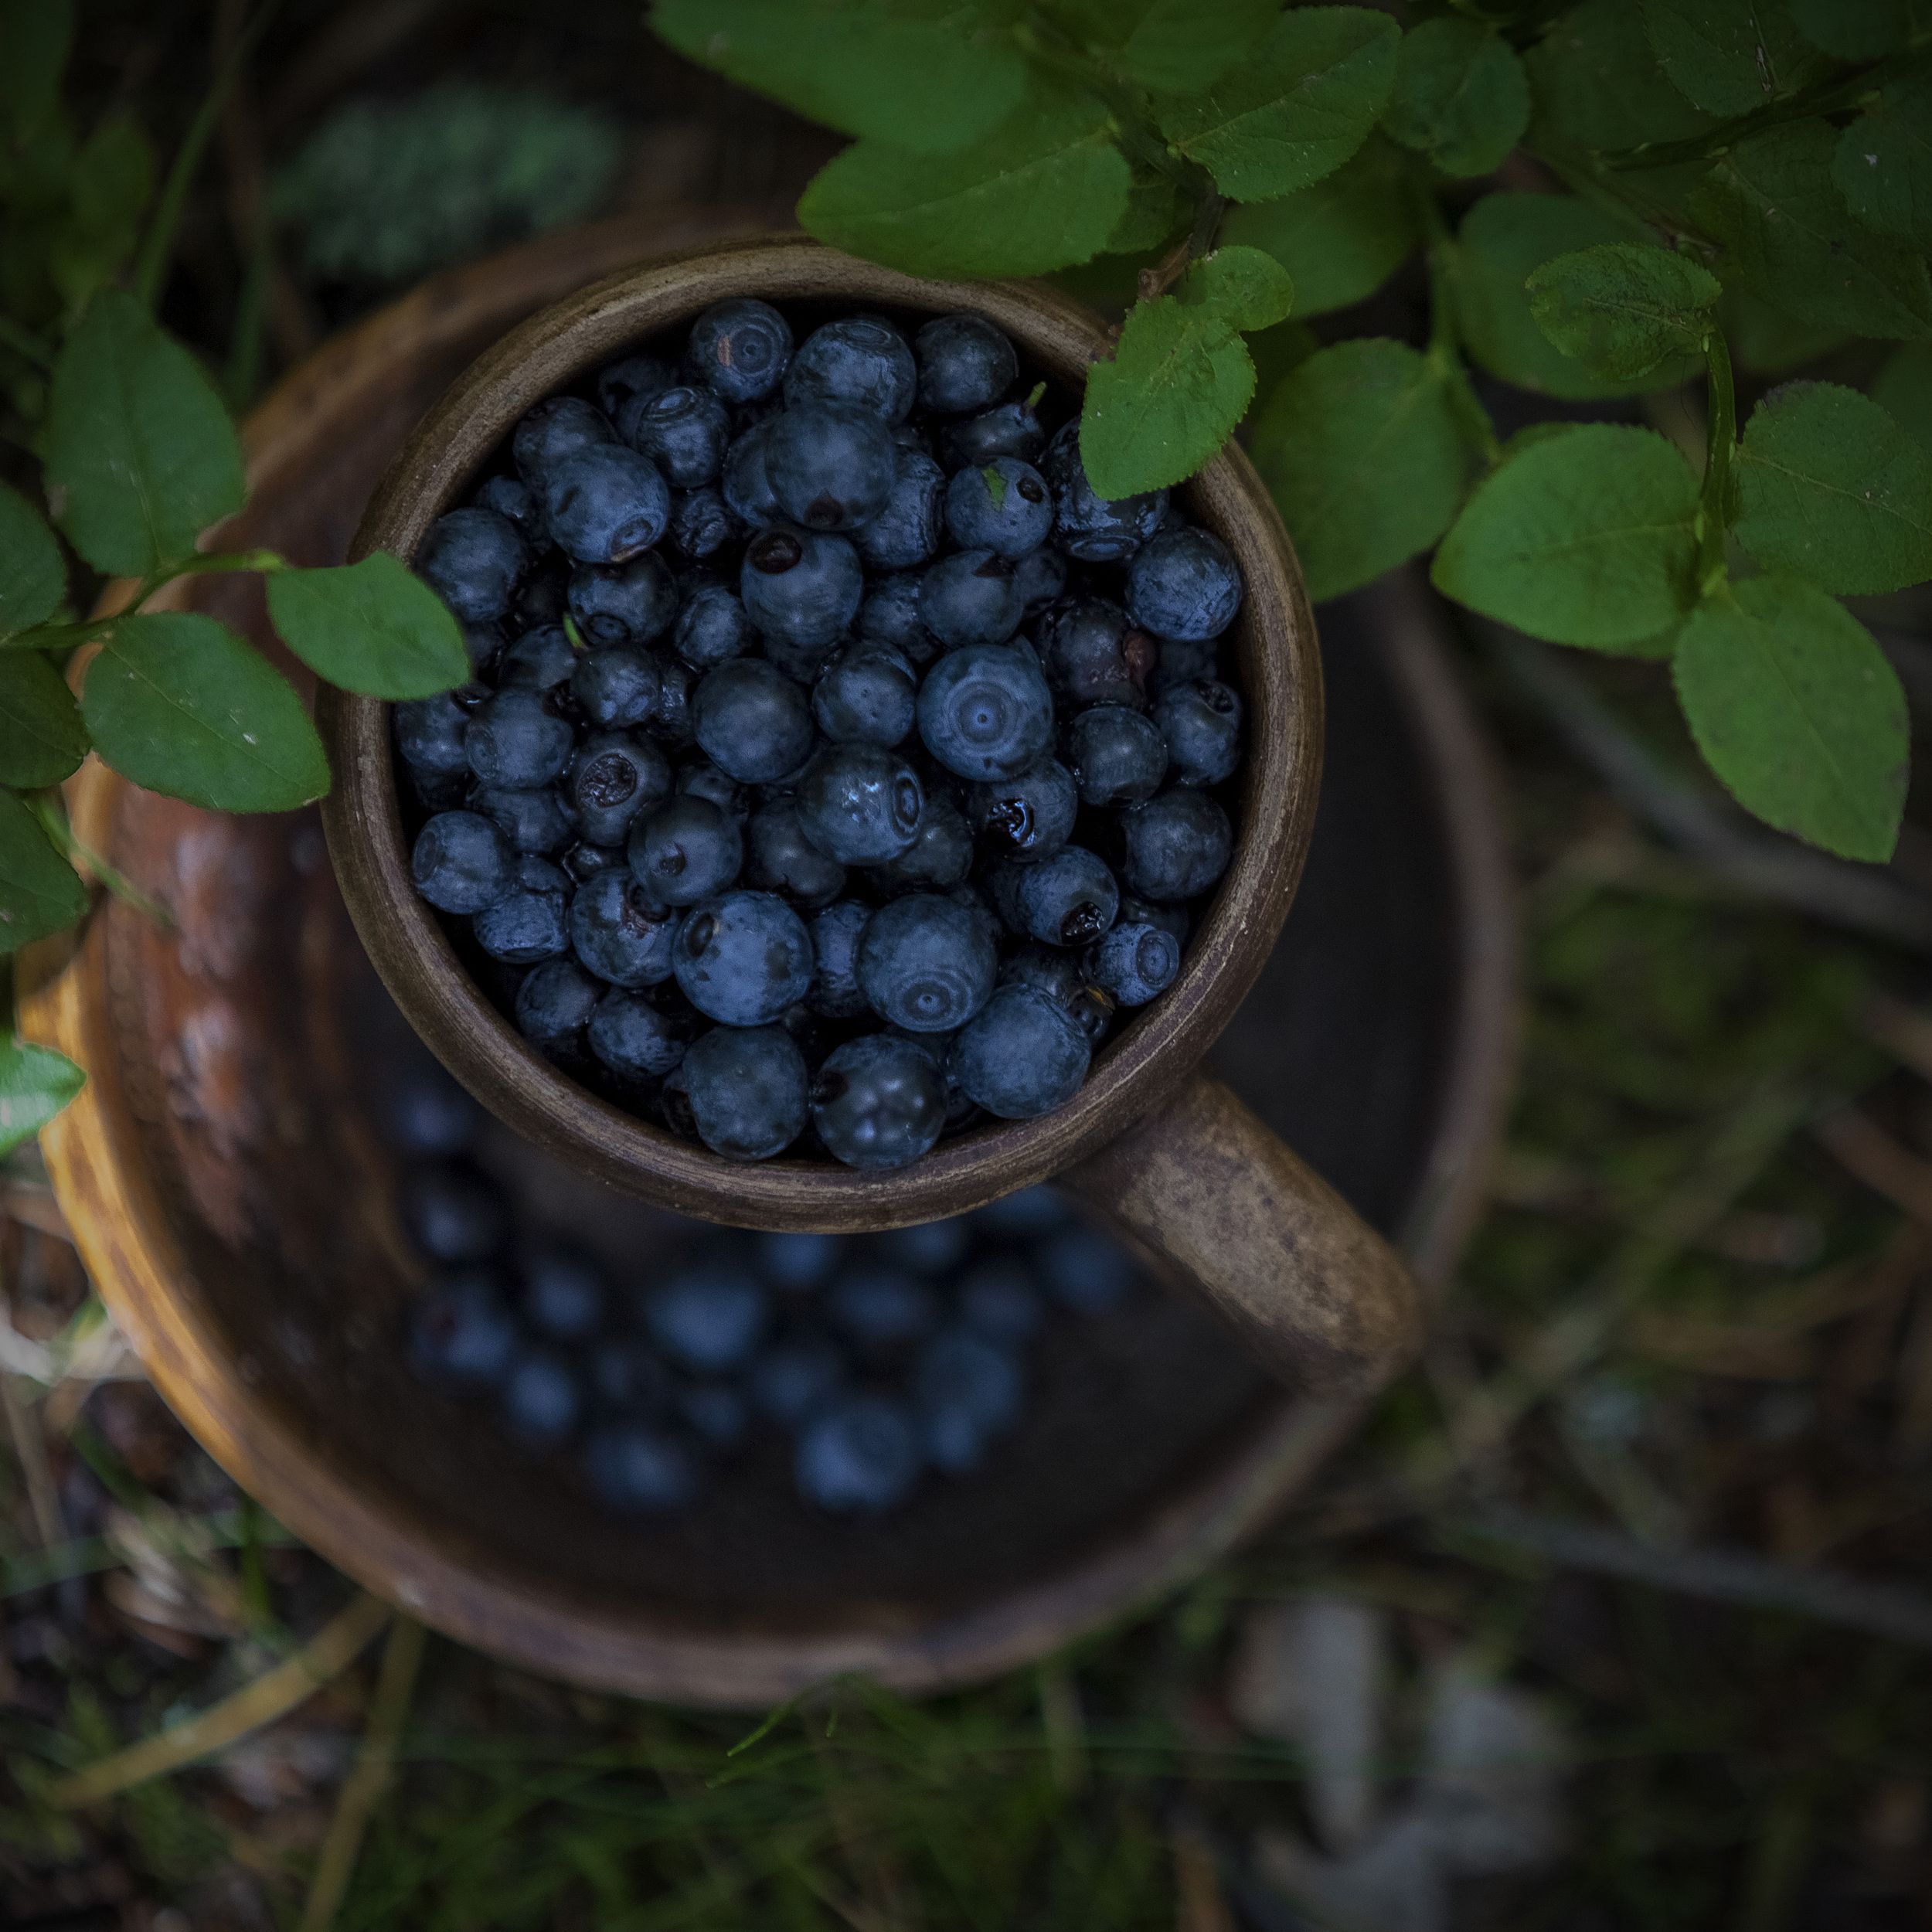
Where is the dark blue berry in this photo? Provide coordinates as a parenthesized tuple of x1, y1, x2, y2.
(565, 841, 624, 883)
(542, 444, 669, 565)
(1000, 944, 1113, 1045)
(916, 1328, 1022, 1471)
(651, 659, 695, 747)
(519, 1241, 608, 1340)
(590, 988, 689, 1081)
(746, 799, 848, 908)
(1043, 420, 1167, 563)
(796, 744, 923, 865)
(740, 527, 863, 651)
(796, 1395, 921, 1512)
(407, 1267, 517, 1386)
(1087, 921, 1181, 1006)
(621, 382, 730, 487)
(672, 889, 813, 1025)
(1039, 1223, 1137, 1312)
(681, 1022, 809, 1158)
(474, 855, 570, 964)
(958, 1258, 1043, 1342)
(1150, 637, 1218, 695)
(500, 1347, 584, 1447)
(808, 900, 872, 1017)
(857, 892, 997, 1032)
(570, 870, 679, 986)
(1038, 599, 1156, 710)
(944, 458, 1051, 558)
(465, 686, 574, 788)
(1065, 704, 1168, 807)
(583, 1421, 696, 1512)
(395, 693, 469, 780)
(858, 573, 939, 662)
(673, 583, 754, 670)
(474, 784, 573, 855)
(692, 656, 815, 783)
(766, 401, 899, 532)
(513, 395, 615, 485)
(757, 1230, 845, 1292)
(382, 1061, 481, 1156)
(570, 645, 661, 730)
(594, 352, 675, 421)
(948, 984, 1091, 1119)
(675, 758, 746, 820)
(914, 313, 1018, 413)
(514, 957, 601, 1049)
(646, 1258, 768, 1370)
(1127, 526, 1243, 641)
(569, 731, 672, 847)
(786, 316, 917, 421)
(1119, 890, 1189, 946)
(412, 809, 513, 913)
(947, 397, 1045, 468)
(721, 417, 783, 526)
(853, 449, 944, 570)
(811, 1034, 947, 1171)
(749, 1335, 845, 1424)
(971, 758, 1077, 859)
(918, 547, 1024, 648)
(567, 553, 675, 645)
(460, 621, 505, 676)
(917, 643, 1054, 781)
(401, 1161, 510, 1262)
(812, 644, 917, 747)
(868, 797, 972, 893)
(1152, 679, 1242, 787)
(827, 1267, 940, 1350)
(1121, 788, 1233, 902)
(473, 474, 546, 551)
(515, 571, 567, 630)
(418, 506, 528, 623)
(1010, 845, 1119, 948)
(667, 485, 742, 563)
(498, 623, 577, 691)
(880, 1217, 971, 1274)
(687, 298, 793, 405)
(628, 796, 743, 906)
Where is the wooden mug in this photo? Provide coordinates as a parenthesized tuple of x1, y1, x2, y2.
(319, 236, 1420, 1399)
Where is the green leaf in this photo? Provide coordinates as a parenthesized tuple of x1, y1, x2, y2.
(1788, 0, 1924, 58)
(1834, 74, 1932, 253)
(0, 0, 73, 137)
(80, 613, 329, 812)
(1872, 343, 1932, 454)
(1454, 193, 1699, 399)
(651, 0, 1026, 157)
(1105, 168, 1188, 254)
(1640, 0, 1833, 116)
(52, 113, 154, 315)
(44, 291, 247, 577)
(1155, 5, 1400, 202)
(1219, 135, 1419, 319)
(0, 481, 66, 637)
(1053, 0, 1282, 96)
(1381, 18, 1528, 178)
(1526, 242, 1721, 381)
(0, 792, 86, 956)
(798, 85, 1131, 278)
(0, 657, 87, 787)
(1431, 423, 1700, 648)
(1733, 380, 1932, 595)
(1251, 338, 1467, 602)
(0, 1039, 85, 1157)
(1080, 247, 1294, 498)
(1724, 289, 1851, 375)
(1673, 577, 1907, 861)
(1526, 0, 1714, 154)
(1692, 124, 1932, 341)
(266, 553, 469, 700)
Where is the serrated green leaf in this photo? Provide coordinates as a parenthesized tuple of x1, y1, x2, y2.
(1872, 343, 1932, 454)
(1106, 168, 1188, 255)
(0, 1039, 85, 1156)
(1191, 245, 1297, 330)
(1674, 577, 1906, 861)
(1724, 290, 1852, 375)
(0, 481, 66, 637)
(1053, 0, 1281, 96)
(1526, 0, 1715, 154)
(1693, 124, 1932, 341)
(80, 613, 329, 812)
(266, 553, 468, 700)
(1834, 74, 1932, 253)
(1454, 193, 1700, 399)
(1733, 381, 1932, 595)
(1788, 0, 1924, 58)
(1155, 6, 1400, 202)
(0, 791, 85, 956)
(652, 0, 1026, 157)
(1527, 242, 1721, 381)
(1251, 338, 1467, 601)
(1381, 17, 1528, 178)
(1640, 0, 1833, 116)
(1432, 423, 1700, 648)
(0, 0, 73, 138)
(0, 657, 87, 787)
(798, 85, 1131, 278)
(45, 291, 246, 577)
(1219, 135, 1418, 319)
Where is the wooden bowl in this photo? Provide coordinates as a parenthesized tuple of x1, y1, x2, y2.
(321, 234, 1417, 1397)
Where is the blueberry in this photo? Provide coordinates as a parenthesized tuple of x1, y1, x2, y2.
(857, 573, 938, 662)
(570, 731, 672, 847)
(1042, 420, 1167, 562)
(412, 809, 514, 913)
(395, 693, 469, 780)
(681, 1022, 809, 1158)
(381, 1061, 481, 1156)
(514, 957, 601, 1049)
(465, 686, 575, 789)
(519, 1240, 609, 1340)
(651, 659, 695, 747)
(498, 623, 577, 691)
(567, 645, 658, 731)
(785, 315, 917, 421)
(676, 758, 746, 820)
(740, 528, 863, 651)
(1065, 705, 1168, 808)
(588, 988, 689, 1083)
(811, 1034, 947, 1171)
(628, 796, 744, 906)
(749, 1334, 845, 1423)
(1119, 890, 1190, 946)
(458, 621, 506, 676)
(1000, 944, 1114, 1045)
(1087, 920, 1182, 1007)
(857, 892, 997, 1032)
(796, 1395, 922, 1512)
(853, 449, 944, 570)
(515, 571, 567, 630)
(915, 1328, 1022, 1471)
(1121, 788, 1233, 902)
(812, 644, 917, 747)
(686, 298, 793, 405)
(971, 759, 1077, 859)
(879, 1218, 971, 1274)
(513, 395, 616, 485)
(679, 1380, 750, 1448)
(418, 506, 528, 623)
(567, 553, 675, 645)
(796, 744, 924, 866)
(1039, 1223, 1137, 1313)
(808, 900, 872, 1017)
(1152, 679, 1242, 787)
(474, 855, 570, 964)
(674, 582, 755, 670)
(944, 458, 1052, 559)
(583, 1421, 696, 1512)
(1037, 599, 1157, 710)
(917, 643, 1054, 781)
(500, 1347, 584, 1448)
(948, 984, 1091, 1119)
(766, 401, 899, 532)
(565, 841, 626, 883)
(947, 397, 1045, 468)
(971, 1182, 1070, 1238)
(474, 784, 573, 855)
(645, 1258, 769, 1370)
(746, 799, 848, 908)
(473, 474, 546, 552)
(958, 1258, 1043, 1342)
(672, 889, 814, 1025)
(407, 1268, 518, 1386)
(827, 1267, 940, 1350)
(621, 382, 730, 487)
(914, 313, 1018, 413)
(918, 548, 1024, 648)
(594, 352, 675, 421)
(401, 1160, 510, 1262)
(868, 798, 972, 893)
(668, 485, 743, 563)
(692, 656, 815, 784)
(1009, 845, 1119, 948)
(570, 869, 679, 986)
(589, 1335, 674, 1413)
(1127, 526, 1243, 641)
(542, 444, 670, 565)
(757, 1230, 846, 1292)
(721, 417, 784, 526)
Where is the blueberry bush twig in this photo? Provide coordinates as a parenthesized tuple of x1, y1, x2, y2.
(655, 0, 1932, 862)
(0, 1, 468, 1145)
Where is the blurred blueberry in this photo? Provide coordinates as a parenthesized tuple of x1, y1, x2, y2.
(827, 1266, 940, 1351)
(879, 1219, 971, 1275)
(1038, 1224, 1137, 1314)
(519, 1241, 610, 1341)
(645, 1260, 769, 1372)
(749, 1334, 846, 1425)
(407, 1268, 517, 1386)
(588, 1335, 674, 1413)
(381, 1060, 481, 1157)
(972, 1183, 1071, 1239)
(756, 1230, 846, 1292)
(915, 1327, 1023, 1471)
(583, 1420, 697, 1513)
(400, 1161, 509, 1263)
(958, 1257, 1043, 1342)
(499, 1347, 584, 1448)
(678, 1380, 750, 1448)
(796, 1395, 922, 1512)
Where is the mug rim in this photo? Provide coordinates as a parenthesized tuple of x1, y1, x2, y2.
(318, 233, 1322, 1231)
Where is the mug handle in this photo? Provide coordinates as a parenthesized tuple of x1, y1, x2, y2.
(1063, 1072, 1422, 1398)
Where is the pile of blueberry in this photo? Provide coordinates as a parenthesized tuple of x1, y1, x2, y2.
(397, 298, 1245, 1170)
(388, 1060, 1140, 1515)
